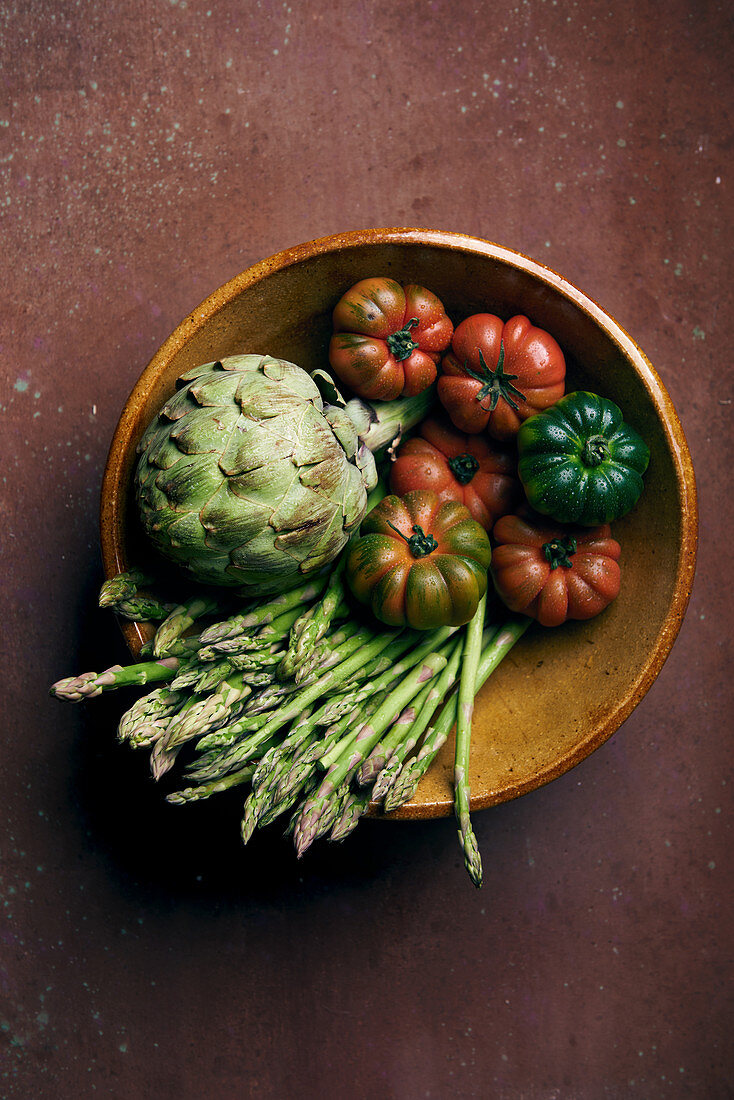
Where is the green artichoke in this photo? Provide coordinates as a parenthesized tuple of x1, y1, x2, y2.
(135, 354, 432, 595)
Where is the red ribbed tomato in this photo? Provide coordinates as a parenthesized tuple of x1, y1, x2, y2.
(389, 415, 521, 530)
(438, 313, 566, 440)
(346, 490, 491, 629)
(329, 277, 453, 401)
(491, 511, 621, 627)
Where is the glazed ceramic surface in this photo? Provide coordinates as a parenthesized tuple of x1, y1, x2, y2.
(101, 228, 698, 819)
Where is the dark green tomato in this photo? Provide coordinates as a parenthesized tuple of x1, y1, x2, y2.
(516, 391, 650, 526)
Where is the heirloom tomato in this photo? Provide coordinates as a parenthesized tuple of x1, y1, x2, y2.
(389, 415, 521, 530)
(345, 490, 491, 630)
(437, 313, 566, 440)
(329, 277, 453, 401)
(517, 391, 650, 526)
(490, 511, 622, 627)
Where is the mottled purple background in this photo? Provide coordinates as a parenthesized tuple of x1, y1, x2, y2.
(2, 1, 732, 1097)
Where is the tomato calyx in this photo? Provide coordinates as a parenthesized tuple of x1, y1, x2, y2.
(582, 434, 610, 467)
(542, 535, 577, 569)
(388, 520, 439, 558)
(461, 342, 526, 412)
(447, 453, 480, 485)
(386, 317, 420, 361)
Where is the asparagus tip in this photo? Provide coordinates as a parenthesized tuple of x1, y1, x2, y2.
(461, 827, 484, 888)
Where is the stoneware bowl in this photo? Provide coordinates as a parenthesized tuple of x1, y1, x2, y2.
(101, 227, 698, 820)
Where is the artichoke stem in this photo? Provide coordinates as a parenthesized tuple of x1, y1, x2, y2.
(357, 384, 437, 454)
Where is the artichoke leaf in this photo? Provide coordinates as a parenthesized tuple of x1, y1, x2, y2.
(219, 354, 267, 375)
(136, 487, 185, 537)
(292, 408, 351, 466)
(343, 397, 377, 438)
(340, 463, 371, 529)
(225, 458, 301, 505)
(311, 368, 346, 408)
(188, 374, 244, 409)
(219, 415, 298, 476)
(157, 387, 200, 425)
(236, 377, 317, 420)
(139, 429, 184, 469)
(189, 554, 241, 586)
(322, 405, 359, 459)
(136, 432, 176, 473)
(176, 359, 226, 386)
(199, 479, 282, 550)
(163, 510, 215, 552)
(298, 454, 353, 495)
(226, 541, 306, 591)
(273, 509, 340, 557)
(259, 355, 324, 405)
(168, 405, 242, 455)
(275, 511, 351, 572)
(353, 444, 378, 492)
(267, 466, 351, 534)
(151, 453, 223, 507)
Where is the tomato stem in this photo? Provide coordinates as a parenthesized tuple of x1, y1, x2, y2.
(461, 342, 526, 412)
(386, 317, 420, 361)
(447, 453, 480, 485)
(582, 434, 610, 466)
(542, 535, 577, 569)
(387, 520, 438, 557)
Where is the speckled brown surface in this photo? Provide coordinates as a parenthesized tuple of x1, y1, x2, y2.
(2, 2, 732, 1098)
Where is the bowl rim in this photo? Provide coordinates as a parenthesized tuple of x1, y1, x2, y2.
(100, 226, 699, 818)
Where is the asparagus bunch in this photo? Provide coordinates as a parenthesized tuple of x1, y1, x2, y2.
(51, 562, 530, 884)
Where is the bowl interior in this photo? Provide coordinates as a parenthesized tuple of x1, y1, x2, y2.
(101, 228, 697, 819)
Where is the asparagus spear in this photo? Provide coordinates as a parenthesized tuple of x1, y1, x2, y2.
(277, 577, 349, 682)
(163, 672, 253, 749)
(150, 736, 182, 780)
(241, 620, 363, 717)
(316, 625, 454, 733)
(98, 569, 155, 609)
(358, 636, 464, 789)
(166, 765, 258, 805)
(384, 617, 531, 812)
(195, 603, 302, 661)
(98, 565, 177, 622)
(166, 737, 283, 805)
(169, 658, 218, 692)
(305, 782, 354, 845)
(329, 789, 372, 842)
(200, 625, 401, 776)
(117, 685, 186, 745)
(270, 705, 370, 807)
(139, 635, 202, 659)
(181, 605, 313, 692)
(196, 634, 271, 660)
(199, 576, 329, 645)
(116, 596, 178, 621)
(293, 649, 449, 856)
(454, 594, 487, 888)
(50, 658, 180, 701)
(152, 596, 221, 658)
(241, 693, 384, 841)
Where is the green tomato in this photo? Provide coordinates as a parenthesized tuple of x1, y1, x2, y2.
(517, 391, 650, 526)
